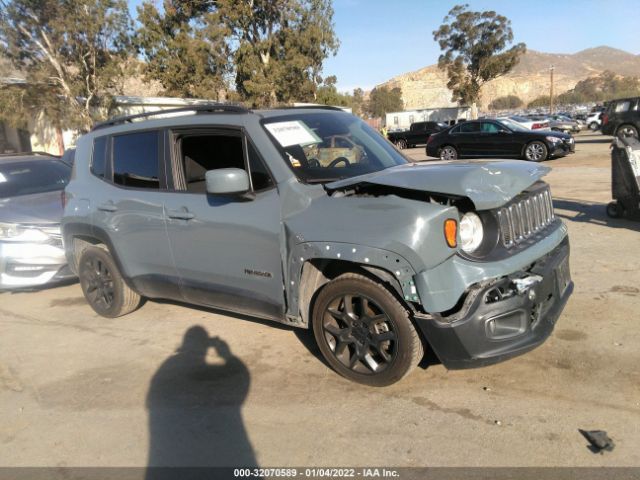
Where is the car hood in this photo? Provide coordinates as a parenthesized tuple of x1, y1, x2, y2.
(0, 190, 64, 225)
(326, 160, 551, 210)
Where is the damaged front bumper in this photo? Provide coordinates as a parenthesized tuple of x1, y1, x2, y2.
(414, 236, 573, 369)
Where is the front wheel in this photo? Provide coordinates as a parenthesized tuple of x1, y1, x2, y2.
(312, 273, 423, 386)
(589, 122, 599, 131)
(78, 246, 143, 318)
(524, 141, 548, 162)
(439, 145, 458, 160)
(617, 125, 638, 139)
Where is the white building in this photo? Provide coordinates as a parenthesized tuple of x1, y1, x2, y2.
(385, 106, 472, 131)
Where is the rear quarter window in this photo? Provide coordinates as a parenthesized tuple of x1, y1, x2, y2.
(112, 131, 160, 189)
(91, 136, 108, 179)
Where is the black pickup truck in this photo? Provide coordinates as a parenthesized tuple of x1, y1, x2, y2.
(388, 121, 446, 149)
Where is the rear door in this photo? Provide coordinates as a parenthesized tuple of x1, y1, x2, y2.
(91, 130, 178, 298)
(451, 122, 481, 156)
(162, 127, 285, 320)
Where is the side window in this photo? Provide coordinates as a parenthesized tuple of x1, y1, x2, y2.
(247, 141, 274, 191)
(180, 134, 245, 193)
(459, 122, 480, 133)
(112, 131, 160, 189)
(481, 122, 500, 133)
(91, 136, 108, 179)
(615, 101, 630, 113)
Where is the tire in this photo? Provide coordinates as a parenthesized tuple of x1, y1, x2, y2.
(311, 273, 423, 387)
(395, 139, 407, 150)
(439, 145, 458, 160)
(524, 141, 548, 162)
(589, 122, 599, 131)
(606, 201, 624, 219)
(616, 124, 638, 139)
(78, 246, 143, 318)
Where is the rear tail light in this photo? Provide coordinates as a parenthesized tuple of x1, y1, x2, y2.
(602, 114, 609, 125)
(532, 122, 548, 129)
(61, 191, 68, 209)
(427, 135, 435, 144)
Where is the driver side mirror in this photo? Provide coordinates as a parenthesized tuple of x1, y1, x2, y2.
(205, 168, 250, 196)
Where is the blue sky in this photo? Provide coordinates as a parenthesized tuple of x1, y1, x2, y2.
(128, 0, 640, 92)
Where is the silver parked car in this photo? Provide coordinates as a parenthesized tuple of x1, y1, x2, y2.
(0, 153, 74, 289)
(62, 106, 573, 386)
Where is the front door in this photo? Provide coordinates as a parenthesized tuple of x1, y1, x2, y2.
(163, 129, 285, 320)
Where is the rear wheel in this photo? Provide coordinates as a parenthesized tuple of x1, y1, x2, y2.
(439, 145, 458, 160)
(395, 139, 407, 150)
(616, 124, 638, 139)
(78, 246, 143, 318)
(524, 141, 548, 162)
(606, 201, 625, 219)
(589, 122, 599, 131)
(312, 273, 423, 387)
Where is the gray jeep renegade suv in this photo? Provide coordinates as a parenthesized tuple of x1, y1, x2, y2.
(62, 105, 573, 386)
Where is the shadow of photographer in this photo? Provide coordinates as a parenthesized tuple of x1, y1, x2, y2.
(145, 326, 257, 478)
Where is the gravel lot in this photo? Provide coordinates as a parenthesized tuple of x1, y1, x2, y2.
(1, 131, 639, 468)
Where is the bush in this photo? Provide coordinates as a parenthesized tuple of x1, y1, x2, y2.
(489, 95, 524, 110)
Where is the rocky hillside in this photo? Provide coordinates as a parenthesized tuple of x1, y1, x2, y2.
(377, 46, 640, 109)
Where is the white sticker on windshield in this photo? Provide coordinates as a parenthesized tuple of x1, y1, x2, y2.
(264, 121, 321, 147)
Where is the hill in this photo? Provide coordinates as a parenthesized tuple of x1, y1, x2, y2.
(377, 46, 640, 109)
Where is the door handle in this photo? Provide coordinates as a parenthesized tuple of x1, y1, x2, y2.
(167, 208, 195, 220)
(97, 202, 117, 212)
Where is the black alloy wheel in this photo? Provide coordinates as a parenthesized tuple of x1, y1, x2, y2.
(81, 256, 115, 311)
(321, 293, 398, 375)
(78, 246, 143, 318)
(312, 273, 423, 386)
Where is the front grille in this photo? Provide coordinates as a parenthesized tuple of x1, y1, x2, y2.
(497, 186, 555, 248)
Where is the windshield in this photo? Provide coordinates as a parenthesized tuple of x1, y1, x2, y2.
(0, 159, 71, 198)
(499, 119, 530, 132)
(262, 111, 408, 183)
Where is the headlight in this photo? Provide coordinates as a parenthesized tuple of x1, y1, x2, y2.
(459, 212, 484, 253)
(0, 223, 50, 242)
(546, 136, 562, 143)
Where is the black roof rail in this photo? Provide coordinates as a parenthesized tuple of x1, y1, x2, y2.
(0, 151, 60, 158)
(91, 103, 251, 131)
(276, 105, 349, 112)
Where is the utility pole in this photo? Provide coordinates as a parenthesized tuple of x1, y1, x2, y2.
(549, 65, 555, 114)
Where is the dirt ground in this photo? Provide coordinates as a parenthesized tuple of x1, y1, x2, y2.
(1, 131, 639, 469)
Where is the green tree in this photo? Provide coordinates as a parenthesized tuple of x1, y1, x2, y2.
(433, 4, 526, 106)
(136, 0, 230, 99)
(351, 88, 365, 117)
(489, 94, 523, 110)
(315, 75, 352, 106)
(216, 0, 339, 107)
(556, 71, 640, 105)
(367, 86, 403, 118)
(0, 0, 133, 131)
